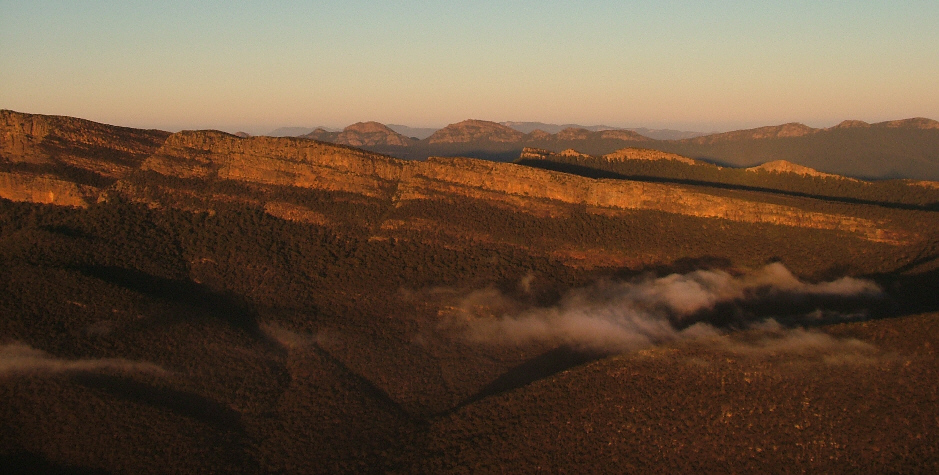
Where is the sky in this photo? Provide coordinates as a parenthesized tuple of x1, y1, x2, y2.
(2, 1, 938, 135)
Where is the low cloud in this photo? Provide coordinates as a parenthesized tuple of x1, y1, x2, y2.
(0, 342, 166, 376)
(704, 320, 879, 362)
(444, 263, 883, 354)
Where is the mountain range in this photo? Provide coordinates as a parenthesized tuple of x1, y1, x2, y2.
(500, 121, 706, 140)
(256, 116, 939, 181)
(1, 109, 938, 472)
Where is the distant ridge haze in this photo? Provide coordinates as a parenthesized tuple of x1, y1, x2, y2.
(290, 116, 939, 181)
(5, 109, 939, 181)
(501, 121, 707, 140)
(267, 121, 707, 141)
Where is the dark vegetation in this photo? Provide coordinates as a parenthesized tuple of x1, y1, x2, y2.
(2, 162, 939, 472)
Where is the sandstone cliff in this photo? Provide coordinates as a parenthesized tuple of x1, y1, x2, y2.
(747, 160, 853, 180)
(0, 171, 97, 207)
(142, 131, 406, 198)
(0, 109, 170, 177)
(134, 131, 909, 245)
(0, 112, 919, 247)
(602, 148, 699, 165)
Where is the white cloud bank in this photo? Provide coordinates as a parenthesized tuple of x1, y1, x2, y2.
(0, 342, 166, 376)
(447, 263, 883, 353)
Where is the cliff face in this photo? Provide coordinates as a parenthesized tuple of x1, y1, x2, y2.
(0, 110, 171, 206)
(143, 131, 406, 198)
(747, 160, 852, 180)
(0, 113, 918, 247)
(602, 148, 698, 165)
(0, 171, 96, 207)
(0, 109, 170, 175)
(135, 131, 909, 245)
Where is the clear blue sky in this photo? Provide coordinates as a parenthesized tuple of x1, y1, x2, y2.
(2, 1, 937, 134)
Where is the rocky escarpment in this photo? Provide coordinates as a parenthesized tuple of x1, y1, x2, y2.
(134, 132, 910, 245)
(142, 131, 406, 198)
(0, 109, 170, 175)
(0, 113, 920, 245)
(0, 110, 170, 206)
(602, 148, 699, 165)
(0, 171, 96, 207)
(747, 160, 853, 180)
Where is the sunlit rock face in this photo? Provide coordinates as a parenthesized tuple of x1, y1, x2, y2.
(140, 132, 908, 245)
(0, 109, 170, 176)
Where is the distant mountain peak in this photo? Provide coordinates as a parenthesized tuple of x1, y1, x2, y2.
(685, 122, 818, 144)
(427, 119, 524, 144)
(343, 121, 395, 134)
(832, 120, 871, 129)
(877, 118, 939, 129)
(303, 121, 415, 147)
(555, 128, 592, 141)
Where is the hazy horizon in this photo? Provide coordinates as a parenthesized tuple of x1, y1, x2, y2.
(2, 1, 937, 135)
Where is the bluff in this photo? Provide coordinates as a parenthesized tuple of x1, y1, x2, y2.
(0, 111, 926, 250)
(0, 110, 170, 206)
(134, 132, 911, 246)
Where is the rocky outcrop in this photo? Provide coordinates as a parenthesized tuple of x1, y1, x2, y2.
(602, 148, 698, 165)
(747, 160, 852, 180)
(426, 120, 525, 144)
(0, 171, 96, 207)
(134, 131, 908, 244)
(517, 147, 553, 160)
(142, 131, 406, 198)
(0, 109, 170, 178)
(0, 114, 916, 245)
(402, 157, 903, 244)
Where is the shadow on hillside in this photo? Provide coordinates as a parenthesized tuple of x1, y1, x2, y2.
(872, 265, 939, 316)
(72, 373, 244, 432)
(305, 342, 422, 424)
(454, 346, 606, 410)
(448, 255, 939, 412)
(517, 159, 939, 211)
(0, 450, 110, 475)
(76, 265, 260, 335)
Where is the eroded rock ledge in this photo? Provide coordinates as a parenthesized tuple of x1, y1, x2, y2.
(137, 131, 908, 244)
